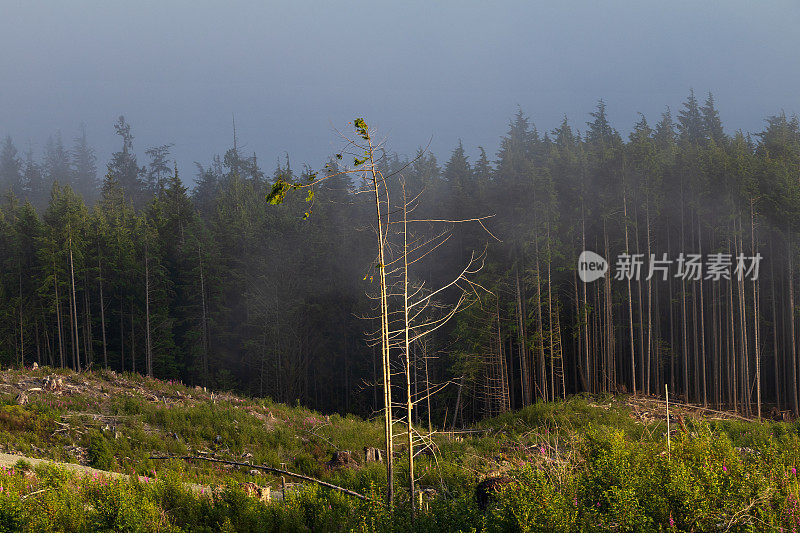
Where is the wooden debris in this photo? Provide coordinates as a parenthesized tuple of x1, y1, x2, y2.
(151, 454, 374, 502)
(327, 450, 354, 468)
(364, 447, 382, 463)
(43, 375, 63, 391)
(475, 476, 512, 511)
(241, 482, 271, 503)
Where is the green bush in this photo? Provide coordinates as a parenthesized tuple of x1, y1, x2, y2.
(87, 431, 114, 470)
(489, 466, 576, 532)
(0, 492, 22, 533)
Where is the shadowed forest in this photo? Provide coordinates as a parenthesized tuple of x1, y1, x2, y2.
(2, 90, 800, 424)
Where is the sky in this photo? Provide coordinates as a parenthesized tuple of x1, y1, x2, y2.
(1, 1, 799, 185)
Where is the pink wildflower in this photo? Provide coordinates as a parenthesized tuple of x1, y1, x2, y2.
(722, 465, 727, 473)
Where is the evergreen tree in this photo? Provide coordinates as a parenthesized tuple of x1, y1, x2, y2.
(107, 116, 146, 207)
(71, 125, 99, 203)
(0, 137, 22, 195)
(43, 133, 71, 191)
(678, 89, 706, 144)
(144, 144, 174, 194)
(701, 92, 725, 145)
(21, 145, 46, 209)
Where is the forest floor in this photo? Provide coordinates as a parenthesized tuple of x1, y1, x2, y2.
(1, 366, 798, 531)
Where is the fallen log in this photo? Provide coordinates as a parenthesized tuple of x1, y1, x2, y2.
(149, 454, 374, 502)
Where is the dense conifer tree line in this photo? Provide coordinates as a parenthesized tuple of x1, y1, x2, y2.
(1, 93, 799, 423)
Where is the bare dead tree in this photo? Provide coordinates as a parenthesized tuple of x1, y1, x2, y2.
(268, 119, 494, 513)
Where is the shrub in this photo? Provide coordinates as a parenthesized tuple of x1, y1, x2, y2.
(489, 465, 576, 532)
(87, 431, 114, 470)
(0, 493, 22, 533)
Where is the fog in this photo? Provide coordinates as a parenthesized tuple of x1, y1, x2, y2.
(2, 0, 798, 180)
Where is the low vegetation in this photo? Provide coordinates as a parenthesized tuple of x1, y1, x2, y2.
(2, 367, 800, 531)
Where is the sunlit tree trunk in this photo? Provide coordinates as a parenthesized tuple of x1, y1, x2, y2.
(623, 191, 636, 394)
(771, 240, 780, 411)
(786, 231, 800, 416)
(400, 185, 415, 521)
(645, 197, 653, 396)
(698, 221, 707, 407)
(515, 266, 531, 405)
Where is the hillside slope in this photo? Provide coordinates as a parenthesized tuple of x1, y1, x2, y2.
(2, 367, 800, 532)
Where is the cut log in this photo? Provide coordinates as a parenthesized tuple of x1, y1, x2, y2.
(151, 454, 374, 502)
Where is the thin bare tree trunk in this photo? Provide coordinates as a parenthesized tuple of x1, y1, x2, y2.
(751, 199, 761, 419)
(35, 319, 41, 365)
(515, 266, 531, 405)
(44, 324, 53, 367)
(728, 239, 738, 412)
(636, 205, 646, 394)
(667, 229, 676, 396)
(18, 272, 24, 367)
(645, 199, 653, 396)
(52, 254, 65, 368)
(130, 305, 136, 374)
(198, 241, 209, 385)
(423, 340, 432, 434)
(604, 220, 614, 392)
(534, 250, 547, 400)
(582, 207, 590, 392)
(497, 299, 510, 411)
(98, 252, 108, 368)
(370, 155, 393, 508)
(698, 222, 707, 406)
(711, 278, 719, 408)
(574, 271, 588, 392)
(736, 220, 751, 416)
(546, 222, 556, 401)
(68, 234, 81, 371)
(145, 238, 153, 377)
(771, 239, 780, 411)
(401, 185, 415, 521)
(84, 286, 93, 368)
(68, 291, 76, 370)
(789, 231, 798, 415)
(623, 192, 636, 394)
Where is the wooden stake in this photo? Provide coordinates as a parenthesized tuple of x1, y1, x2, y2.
(665, 383, 671, 458)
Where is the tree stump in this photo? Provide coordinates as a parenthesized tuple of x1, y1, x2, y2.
(327, 450, 354, 468)
(475, 476, 512, 511)
(364, 447, 382, 464)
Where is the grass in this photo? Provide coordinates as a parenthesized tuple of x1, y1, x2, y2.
(3, 367, 800, 531)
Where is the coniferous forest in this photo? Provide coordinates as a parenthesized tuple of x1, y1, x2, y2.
(3, 92, 800, 424)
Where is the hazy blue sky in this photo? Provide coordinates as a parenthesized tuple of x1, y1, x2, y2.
(1, 1, 799, 183)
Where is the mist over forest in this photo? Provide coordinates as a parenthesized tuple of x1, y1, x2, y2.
(2, 91, 799, 425)
(6, 3, 800, 529)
